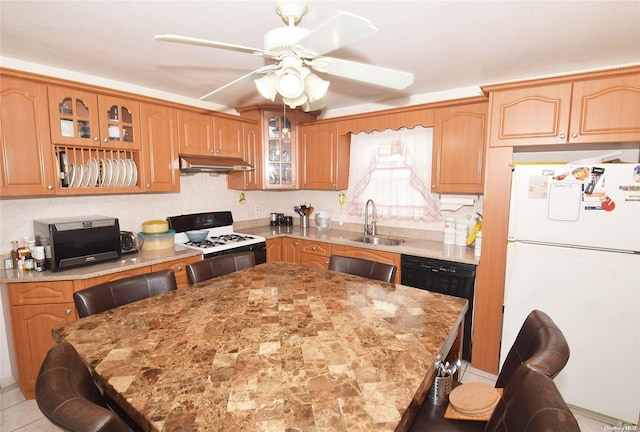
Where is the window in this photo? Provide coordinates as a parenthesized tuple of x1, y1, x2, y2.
(347, 126, 441, 222)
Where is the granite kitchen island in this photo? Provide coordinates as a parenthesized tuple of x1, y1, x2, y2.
(53, 261, 467, 432)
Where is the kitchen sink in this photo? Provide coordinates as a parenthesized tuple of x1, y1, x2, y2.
(351, 235, 405, 246)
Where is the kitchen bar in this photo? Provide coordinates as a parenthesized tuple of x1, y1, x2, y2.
(52, 261, 467, 432)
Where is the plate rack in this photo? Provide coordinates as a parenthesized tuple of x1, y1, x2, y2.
(55, 146, 140, 190)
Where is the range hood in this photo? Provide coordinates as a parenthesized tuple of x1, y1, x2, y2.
(179, 154, 253, 174)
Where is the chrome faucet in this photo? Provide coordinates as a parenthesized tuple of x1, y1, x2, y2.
(364, 199, 377, 236)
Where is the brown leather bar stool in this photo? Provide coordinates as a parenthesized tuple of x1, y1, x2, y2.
(186, 251, 255, 285)
(496, 309, 570, 387)
(35, 341, 131, 432)
(328, 254, 396, 282)
(409, 310, 571, 431)
(73, 269, 177, 318)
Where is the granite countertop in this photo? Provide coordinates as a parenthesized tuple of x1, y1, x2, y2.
(1, 246, 201, 283)
(54, 261, 468, 432)
(241, 224, 480, 265)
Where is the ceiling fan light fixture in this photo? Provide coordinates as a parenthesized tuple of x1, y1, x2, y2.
(255, 74, 278, 101)
(304, 72, 330, 102)
(283, 94, 308, 110)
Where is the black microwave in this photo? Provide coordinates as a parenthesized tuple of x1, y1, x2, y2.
(33, 216, 121, 271)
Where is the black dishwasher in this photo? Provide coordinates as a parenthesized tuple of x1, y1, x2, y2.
(401, 255, 476, 361)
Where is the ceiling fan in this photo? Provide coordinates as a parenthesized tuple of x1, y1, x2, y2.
(155, 0, 414, 110)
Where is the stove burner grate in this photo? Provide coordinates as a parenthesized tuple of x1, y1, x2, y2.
(183, 233, 256, 249)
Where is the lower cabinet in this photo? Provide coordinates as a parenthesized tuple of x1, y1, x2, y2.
(273, 236, 401, 282)
(8, 280, 77, 399)
(331, 244, 402, 283)
(151, 255, 202, 288)
(266, 238, 282, 261)
(300, 240, 331, 269)
(6, 255, 199, 398)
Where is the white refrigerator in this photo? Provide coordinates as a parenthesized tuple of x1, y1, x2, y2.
(502, 163, 640, 424)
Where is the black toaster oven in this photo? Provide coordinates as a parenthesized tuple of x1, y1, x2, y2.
(33, 216, 121, 271)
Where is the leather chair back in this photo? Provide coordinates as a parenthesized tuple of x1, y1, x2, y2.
(186, 251, 255, 285)
(328, 255, 396, 283)
(496, 310, 570, 388)
(36, 342, 130, 432)
(486, 364, 580, 432)
(74, 269, 177, 318)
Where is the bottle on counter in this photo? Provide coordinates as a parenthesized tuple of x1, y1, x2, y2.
(34, 246, 46, 272)
(10, 240, 20, 269)
(474, 231, 482, 256)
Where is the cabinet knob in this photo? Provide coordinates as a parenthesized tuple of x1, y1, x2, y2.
(103, 138, 109, 143)
(177, 266, 183, 271)
(432, 184, 436, 188)
(146, 184, 151, 188)
(94, 137, 99, 142)
(311, 246, 316, 250)
(47, 185, 54, 190)
(65, 309, 72, 315)
(332, 184, 336, 187)
(571, 133, 578, 138)
(559, 134, 566, 139)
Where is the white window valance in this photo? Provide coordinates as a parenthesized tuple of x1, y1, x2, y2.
(347, 126, 441, 222)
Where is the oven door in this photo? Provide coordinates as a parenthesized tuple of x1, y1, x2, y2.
(203, 242, 266, 265)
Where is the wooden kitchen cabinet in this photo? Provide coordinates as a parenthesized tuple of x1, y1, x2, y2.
(237, 105, 317, 190)
(282, 237, 301, 263)
(177, 109, 215, 155)
(569, 74, 640, 143)
(48, 86, 141, 150)
(0, 77, 57, 197)
(152, 255, 201, 288)
(139, 103, 180, 192)
(298, 121, 350, 190)
(213, 115, 245, 159)
(266, 238, 283, 261)
(489, 73, 640, 146)
(299, 240, 331, 269)
(227, 120, 263, 190)
(331, 244, 401, 283)
(8, 280, 76, 399)
(431, 102, 488, 194)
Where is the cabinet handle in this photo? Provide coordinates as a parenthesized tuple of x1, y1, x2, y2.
(47, 185, 54, 190)
(432, 184, 436, 188)
(177, 266, 183, 271)
(65, 309, 72, 315)
(103, 138, 109, 143)
(571, 133, 578, 138)
(311, 246, 316, 250)
(146, 184, 151, 188)
(559, 134, 566, 139)
(94, 137, 99, 142)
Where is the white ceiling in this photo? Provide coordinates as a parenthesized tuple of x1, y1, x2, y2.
(1, 1, 639, 117)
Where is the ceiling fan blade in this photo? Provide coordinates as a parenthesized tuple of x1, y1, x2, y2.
(155, 34, 267, 56)
(199, 70, 263, 103)
(318, 57, 414, 90)
(294, 12, 378, 57)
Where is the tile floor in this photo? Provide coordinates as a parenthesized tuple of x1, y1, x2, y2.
(0, 363, 630, 431)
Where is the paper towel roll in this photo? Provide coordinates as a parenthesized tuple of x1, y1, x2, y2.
(440, 196, 476, 206)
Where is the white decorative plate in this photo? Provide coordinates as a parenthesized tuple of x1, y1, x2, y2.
(75, 164, 83, 188)
(118, 159, 127, 187)
(110, 159, 119, 187)
(68, 163, 75, 187)
(102, 159, 112, 187)
(89, 158, 99, 187)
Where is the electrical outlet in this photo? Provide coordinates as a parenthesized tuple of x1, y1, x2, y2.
(254, 204, 260, 213)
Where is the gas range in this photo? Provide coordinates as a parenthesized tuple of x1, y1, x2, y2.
(167, 211, 266, 263)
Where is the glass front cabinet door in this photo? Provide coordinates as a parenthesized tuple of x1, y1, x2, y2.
(266, 114, 295, 189)
(48, 87, 140, 150)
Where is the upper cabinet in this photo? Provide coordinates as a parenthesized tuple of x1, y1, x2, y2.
(489, 73, 640, 146)
(0, 77, 56, 197)
(237, 105, 317, 190)
(139, 103, 180, 192)
(227, 120, 263, 190)
(48, 86, 141, 150)
(177, 110, 245, 159)
(298, 121, 350, 190)
(431, 102, 488, 194)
